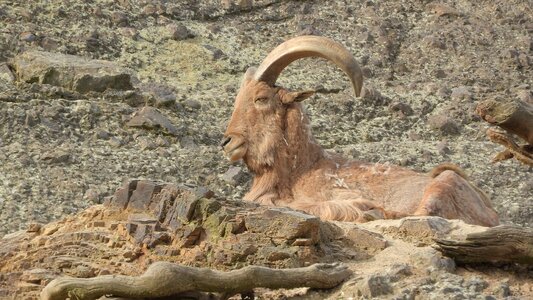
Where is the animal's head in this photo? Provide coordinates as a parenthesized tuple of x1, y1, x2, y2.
(221, 36, 363, 171)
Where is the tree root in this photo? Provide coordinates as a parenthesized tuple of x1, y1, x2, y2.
(41, 262, 352, 300)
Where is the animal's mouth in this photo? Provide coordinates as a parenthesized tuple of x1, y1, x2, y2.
(223, 141, 247, 162)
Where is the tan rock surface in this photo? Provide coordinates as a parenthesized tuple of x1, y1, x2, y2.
(1, 181, 531, 299)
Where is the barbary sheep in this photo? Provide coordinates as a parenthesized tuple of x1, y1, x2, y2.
(221, 36, 499, 227)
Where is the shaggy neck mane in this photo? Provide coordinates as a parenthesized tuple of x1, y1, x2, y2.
(244, 103, 326, 203)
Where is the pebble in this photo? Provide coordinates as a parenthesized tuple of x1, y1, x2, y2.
(111, 11, 128, 26)
(142, 4, 157, 15)
(183, 99, 201, 110)
(19, 32, 36, 42)
(436, 140, 452, 155)
(389, 101, 413, 118)
(428, 114, 460, 135)
(451, 86, 472, 101)
(95, 130, 110, 140)
(203, 44, 225, 60)
(26, 223, 42, 233)
(221, 166, 245, 186)
(84, 189, 101, 204)
(168, 24, 194, 41)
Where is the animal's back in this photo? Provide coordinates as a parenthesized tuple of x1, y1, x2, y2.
(289, 158, 432, 216)
(337, 161, 431, 214)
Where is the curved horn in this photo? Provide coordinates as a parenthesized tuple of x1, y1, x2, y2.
(254, 35, 364, 97)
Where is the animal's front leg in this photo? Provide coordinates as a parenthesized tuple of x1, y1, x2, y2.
(360, 208, 409, 222)
(243, 191, 278, 206)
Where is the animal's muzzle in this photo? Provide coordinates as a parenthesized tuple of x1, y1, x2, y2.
(219, 136, 231, 149)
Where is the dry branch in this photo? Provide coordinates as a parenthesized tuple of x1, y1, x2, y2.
(487, 128, 533, 166)
(435, 225, 533, 265)
(476, 98, 533, 165)
(41, 262, 352, 300)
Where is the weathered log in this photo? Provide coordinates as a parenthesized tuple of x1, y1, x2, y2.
(435, 225, 533, 265)
(40, 262, 352, 300)
(476, 98, 533, 145)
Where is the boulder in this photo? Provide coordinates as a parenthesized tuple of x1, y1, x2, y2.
(10, 51, 134, 93)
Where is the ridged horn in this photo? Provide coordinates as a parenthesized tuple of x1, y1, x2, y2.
(254, 35, 363, 97)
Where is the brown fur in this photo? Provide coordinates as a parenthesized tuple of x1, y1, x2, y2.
(222, 70, 499, 227)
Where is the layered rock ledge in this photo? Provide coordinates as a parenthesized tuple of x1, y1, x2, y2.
(1, 180, 531, 299)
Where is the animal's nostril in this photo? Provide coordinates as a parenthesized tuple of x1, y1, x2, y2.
(220, 137, 231, 148)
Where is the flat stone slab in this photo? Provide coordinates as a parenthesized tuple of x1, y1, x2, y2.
(10, 51, 134, 93)
(126, 106, 179, 136)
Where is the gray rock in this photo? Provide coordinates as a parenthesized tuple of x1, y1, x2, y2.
(95, 130, 110, 140)
(345, 226, 388, 253)
(203, 44, 225, 60)
(168, 24, 195, 41)
(429, 255, 456, 273)
(493, 282, 511, 298)
(41, 149, 70, 164)
(428, 114, 460, 135)
(183, 99, 202, 110)
(465, 276, 488, 293)
(425, 35, 446, 49)
(109, 137, 123, 148)
(517, 89, 532, 104)
(398, 217, 452, 241)
(433, 69, 447, 78)
(11, 51, 134, 93)
(221, 0, 252, 11)
(386, 263, 412, 282)
(389, 101, 414, 118)
(138, 137, 157, 150)
(221, 166, 245, 186)
(0, 63, 14, 82)
(361, 85, 389, 106)
(110, 11, 128, 26)
(19, 32, 37, 42)
(127, 106, 179, 136)
(142, 4, 157, 15)
(138, 82, 177, 107)
(451, 86, 472, 101)
(179, 136, 198, 149)
(436, 140, 452, 155)
(84, 189, 101, 204)
(355, 274, 393, 298)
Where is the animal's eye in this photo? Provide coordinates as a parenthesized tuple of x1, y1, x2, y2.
(254, 97, 268, 103)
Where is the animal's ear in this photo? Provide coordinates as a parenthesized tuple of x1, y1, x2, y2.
(280, 90, 315, 104)
(240, 67, 257, 89)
